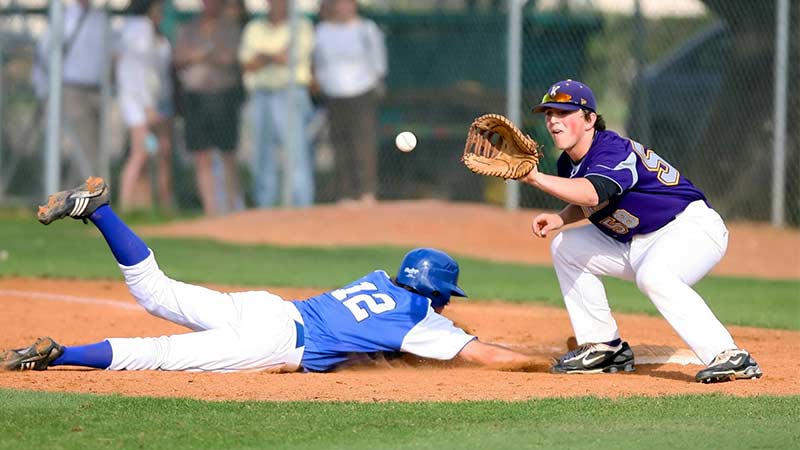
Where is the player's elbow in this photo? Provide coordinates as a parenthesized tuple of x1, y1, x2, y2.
(574, 191, 601, 207)
(578, 181, 602, 206)
(456, 340, 492, 365)
(561, 178, 601, 207)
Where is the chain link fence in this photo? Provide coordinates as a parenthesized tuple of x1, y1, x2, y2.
(0, 0, 796, 224)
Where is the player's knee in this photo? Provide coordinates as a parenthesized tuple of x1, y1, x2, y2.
(136, 297, 161, 315)
(127, 282, 169, 313)
(635, 268, 675, 295)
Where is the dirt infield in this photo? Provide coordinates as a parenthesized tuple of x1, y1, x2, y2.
(1, 201, 798, 401)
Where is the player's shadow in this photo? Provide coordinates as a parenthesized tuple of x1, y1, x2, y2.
(633, 364, 696, 382)
(336, 352, 552, 373)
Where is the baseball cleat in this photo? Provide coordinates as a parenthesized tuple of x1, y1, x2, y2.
(695, 349, 762, 383)
(37, 176, 110, 225)
(0, 337, 63, 371)
(551, 341, 635, 374)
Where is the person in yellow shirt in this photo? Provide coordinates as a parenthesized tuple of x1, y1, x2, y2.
(239, 0, 315, 207)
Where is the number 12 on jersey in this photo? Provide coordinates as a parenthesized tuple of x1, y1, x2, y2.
(331, 282, 397, 322)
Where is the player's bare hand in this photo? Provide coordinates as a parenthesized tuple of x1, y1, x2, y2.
(520, 166, 540, 186)
(531, 213, 564, 238)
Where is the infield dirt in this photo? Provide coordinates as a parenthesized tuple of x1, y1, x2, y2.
(1, 201, 798, 401)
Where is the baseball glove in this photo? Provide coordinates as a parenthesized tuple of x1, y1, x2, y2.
(462, 114, 540, 180)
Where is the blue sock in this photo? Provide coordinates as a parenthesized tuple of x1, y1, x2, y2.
(51, 340, 112, 369)
(604, 338, 622, 347)
(89, 205, 150, 266)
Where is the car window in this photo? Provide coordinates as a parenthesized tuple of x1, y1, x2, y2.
(672, 30, 730, 74)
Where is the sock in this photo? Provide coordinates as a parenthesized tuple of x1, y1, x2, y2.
(89, 205, 150, 266)
(51, 340, 112, 369)
(604, 338, 622, 347)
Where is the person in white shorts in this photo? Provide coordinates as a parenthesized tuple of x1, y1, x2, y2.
(116, 0, 174, 212)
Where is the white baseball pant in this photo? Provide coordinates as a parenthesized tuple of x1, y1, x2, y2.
(550, 200, 736, 365)
(106, 251, 305, 372)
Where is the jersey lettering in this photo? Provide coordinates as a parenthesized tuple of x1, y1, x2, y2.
(557, 131, 706, 243)
(332, 282, 397, 322)
(630, 140, 680, 186)
(331, 282, 377, 300)
(599, 209, 640, 235)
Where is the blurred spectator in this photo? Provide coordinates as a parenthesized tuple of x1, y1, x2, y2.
(173, 0, 243, 216)
(116, 0, 174, 213)
(313, 0, 387, 205)
(32, 0, 110, 187)
(222, 0, 248, 122)
(215, 0, 249, 211)
(224, 0, 249, 28)
(239, 0, 315, 208)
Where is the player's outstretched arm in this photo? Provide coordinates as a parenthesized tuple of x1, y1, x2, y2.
(521, 168, 599, 207)
(456, 340, 538, 371)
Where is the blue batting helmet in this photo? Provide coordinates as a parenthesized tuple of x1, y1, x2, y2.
(395, 248, 467, 308)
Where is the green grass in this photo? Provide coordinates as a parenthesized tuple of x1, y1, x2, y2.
(1, 390, 798, 450)
(0, 217, 798, 329)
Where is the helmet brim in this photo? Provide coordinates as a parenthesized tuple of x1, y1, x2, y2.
(449, 284, 467, 298)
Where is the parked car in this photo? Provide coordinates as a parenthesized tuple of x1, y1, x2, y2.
(626, 23, 730, 163)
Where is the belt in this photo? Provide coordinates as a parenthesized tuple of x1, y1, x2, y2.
(294, 320, 305, 348)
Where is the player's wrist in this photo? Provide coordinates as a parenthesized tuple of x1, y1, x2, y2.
(522, 169, 539, 186)
(528, 169, 545, 188)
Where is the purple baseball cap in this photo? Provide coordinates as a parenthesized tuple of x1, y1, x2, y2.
(532, 79, 597, 113)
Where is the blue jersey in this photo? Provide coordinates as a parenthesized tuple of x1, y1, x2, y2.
(557, 130, 706, 242)
(293, 271, 475, 372)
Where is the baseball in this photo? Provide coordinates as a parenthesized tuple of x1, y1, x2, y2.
(395, 131, 417, 152)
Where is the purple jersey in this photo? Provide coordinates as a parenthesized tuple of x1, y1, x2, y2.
(556, 130, 706, 242)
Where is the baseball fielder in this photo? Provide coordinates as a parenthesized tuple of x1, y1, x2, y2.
(1, 178, 535, 373)
(523, 79, 761, 383)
